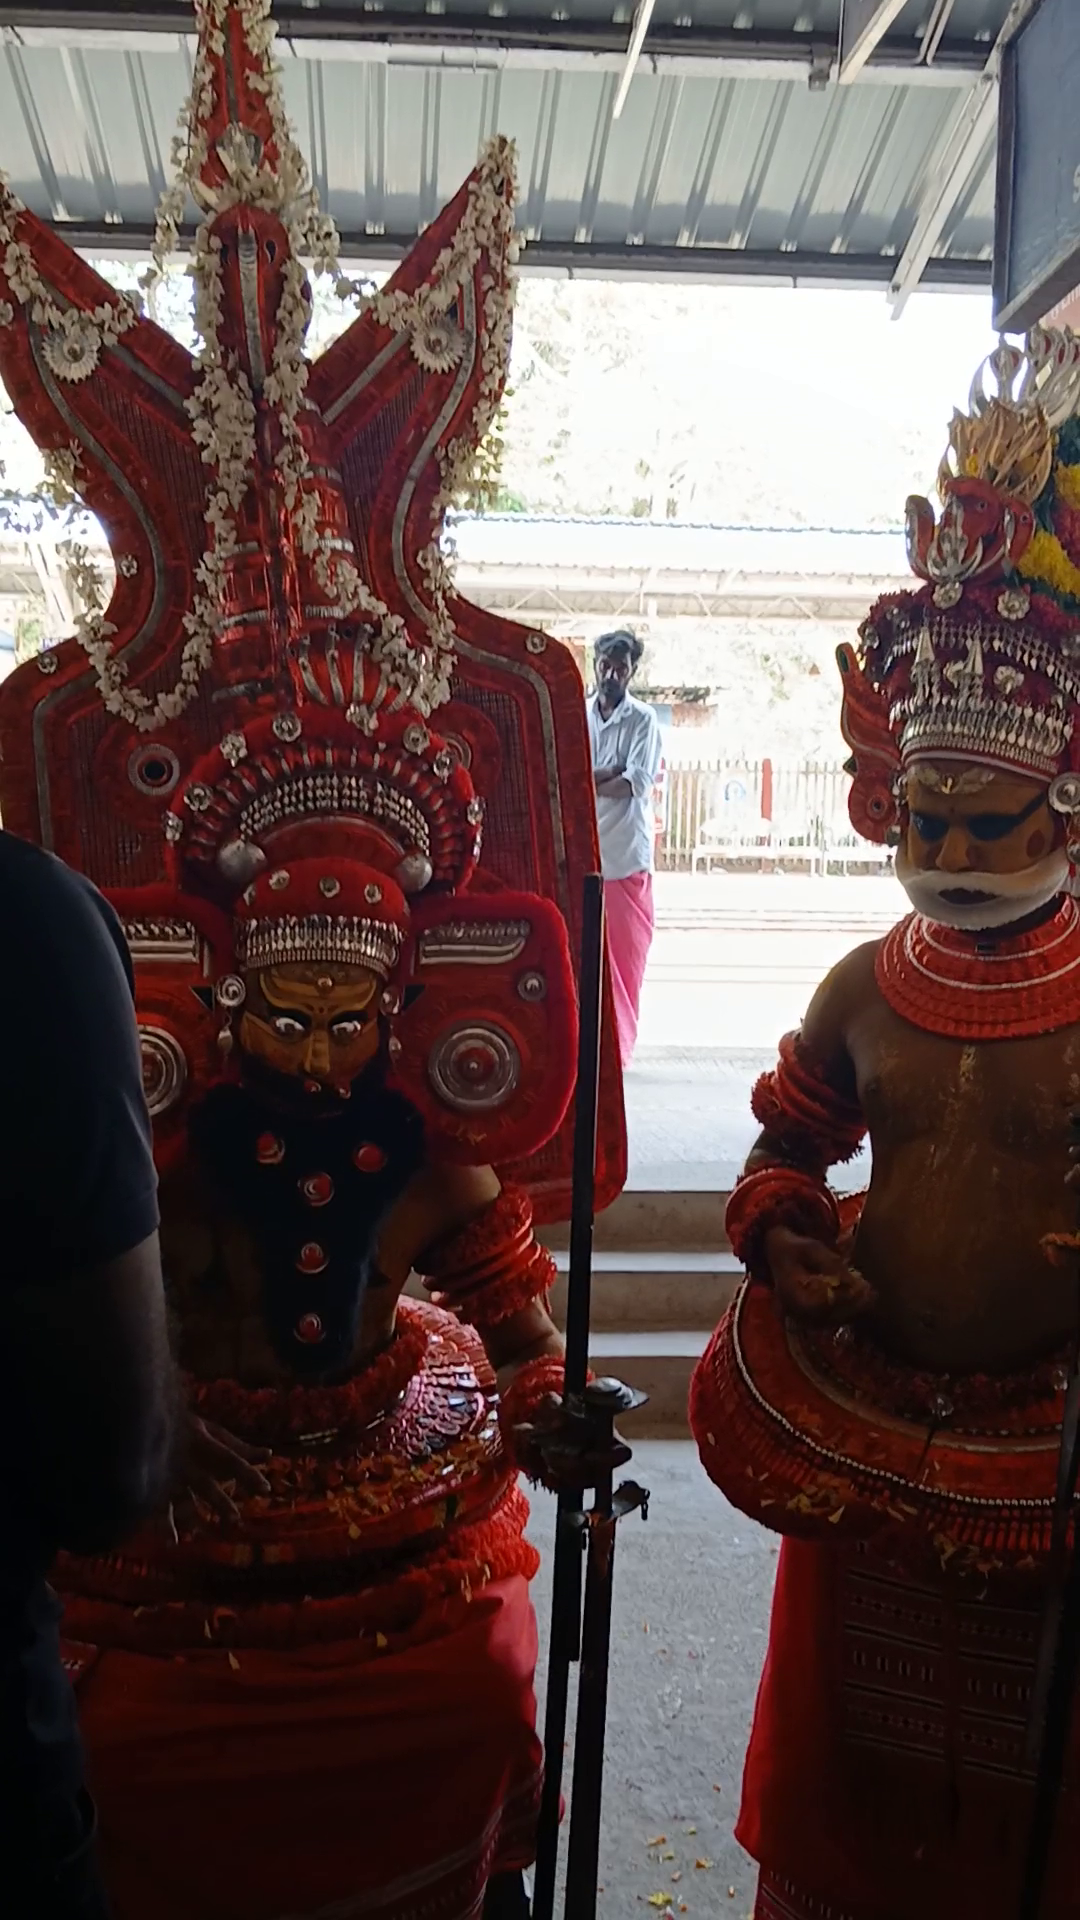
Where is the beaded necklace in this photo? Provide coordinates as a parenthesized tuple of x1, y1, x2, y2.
(876, 896, 1080, 1039)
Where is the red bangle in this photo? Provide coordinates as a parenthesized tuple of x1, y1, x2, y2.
(725, 1165, 839, 1282)
(420, 1186, 556, 1327)
(497, 1356, 566, 1477)
(750, 1031, 866, 1169)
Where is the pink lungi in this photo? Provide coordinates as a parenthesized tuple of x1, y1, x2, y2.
(604, 870, 654, 1067)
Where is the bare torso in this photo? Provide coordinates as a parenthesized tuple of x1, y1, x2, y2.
(838, 941, 1080, 1373)
(160, 1154, 498, 1386)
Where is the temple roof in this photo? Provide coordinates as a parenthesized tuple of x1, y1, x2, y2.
(0, 0, 1009, 299)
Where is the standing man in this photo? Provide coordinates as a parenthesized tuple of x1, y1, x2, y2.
(0, 831, 177, 1918)
(586, 629, 663, 1067)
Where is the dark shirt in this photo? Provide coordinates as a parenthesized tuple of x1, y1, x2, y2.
(0, 832, 159, 1829)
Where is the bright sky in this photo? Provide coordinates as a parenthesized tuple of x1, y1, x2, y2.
(0, 270, 1008, 533)
(500, 279, 1003, 527)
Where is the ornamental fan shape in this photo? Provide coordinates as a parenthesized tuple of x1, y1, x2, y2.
(0, 0, 628, 1220)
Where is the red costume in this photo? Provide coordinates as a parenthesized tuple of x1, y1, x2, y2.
(691, 331, 1080, 1918)
(0, 1, 625, 1912)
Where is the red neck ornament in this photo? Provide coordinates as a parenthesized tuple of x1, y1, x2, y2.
(876, 897, 1080, 1040)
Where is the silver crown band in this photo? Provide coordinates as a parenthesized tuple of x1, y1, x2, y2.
(237, 914, 405, 977)
(237, 772, 431, 857)
(873, 611, 1080, 778)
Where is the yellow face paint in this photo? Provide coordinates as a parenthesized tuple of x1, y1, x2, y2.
(239, 962, 381, 1089)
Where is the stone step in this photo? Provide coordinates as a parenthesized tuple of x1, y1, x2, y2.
(542, 1187, 730, 1254)
(549, 1247, 739, 1331)
(587, 1329, 711, 1434)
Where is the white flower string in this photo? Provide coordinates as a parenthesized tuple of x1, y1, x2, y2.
(0, 0, 519, 725)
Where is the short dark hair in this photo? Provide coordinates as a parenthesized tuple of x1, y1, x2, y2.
(594, 628, 644, 669)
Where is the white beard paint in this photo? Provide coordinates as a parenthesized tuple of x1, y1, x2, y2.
(894, 843, 1071, 932)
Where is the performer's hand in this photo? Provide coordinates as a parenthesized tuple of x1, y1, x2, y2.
(763, 1226, 874, 1325)
(513, 1394, 632, 1494)
(164, 1414, 272, 1537)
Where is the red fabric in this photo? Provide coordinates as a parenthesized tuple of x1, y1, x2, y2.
(73, 1574, 541, 1920)
(604, 870, 654, 1067)
(755, 1870, 864, 1920)
(739, 1540, 1080, 1920)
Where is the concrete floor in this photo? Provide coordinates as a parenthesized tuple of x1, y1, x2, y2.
(624, 1048, 870, 1196)
(527, 1441, 778, 1917)
(624, 876, 886, 1192)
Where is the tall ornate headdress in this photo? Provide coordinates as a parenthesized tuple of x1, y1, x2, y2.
(840, 326, 1080, 840)
(0, 0, 627, 1214)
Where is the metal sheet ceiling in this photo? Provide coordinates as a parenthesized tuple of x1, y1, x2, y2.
(0, 0, 1010, 280)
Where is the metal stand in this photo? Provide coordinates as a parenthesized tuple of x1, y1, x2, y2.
(530, 876, 650, 1920)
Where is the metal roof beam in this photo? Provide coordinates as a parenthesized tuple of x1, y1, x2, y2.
(887, 0, 1036, 316)
(0, 8, 993, 82)
(57, 223, 990, 289)
(837, 1, 910, 85)
(611, 0, 657, 121)
(919, 0, 959, 66)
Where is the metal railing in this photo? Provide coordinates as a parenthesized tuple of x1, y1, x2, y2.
(655, 758, 890, 875)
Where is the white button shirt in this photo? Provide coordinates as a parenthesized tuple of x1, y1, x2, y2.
(586, 691, 663, 880)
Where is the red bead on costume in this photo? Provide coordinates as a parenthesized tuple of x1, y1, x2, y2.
(256, 1132, 285, 1166)
(876, 899, 1080, 1040)
(296, 1243, 328, 1275)
(352, 1143, 387, 1174)
(294, 1312, 325, 1345)
(300, 1172, 334, 1207)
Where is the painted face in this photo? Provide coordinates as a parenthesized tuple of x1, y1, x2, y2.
(896, 759, 1069, 931)
(238, 962, 381, 1092)
(905, 763, 1058, 881)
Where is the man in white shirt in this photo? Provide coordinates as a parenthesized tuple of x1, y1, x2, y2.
(586, 630, 663, 1068)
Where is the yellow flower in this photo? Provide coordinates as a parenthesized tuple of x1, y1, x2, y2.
(1018, 526, 1080, 600)
(1057, 463, 1080, 512)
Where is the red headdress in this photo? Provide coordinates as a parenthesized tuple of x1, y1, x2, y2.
(0, 0, 626, 1208)
(840, 329, 1080, 842)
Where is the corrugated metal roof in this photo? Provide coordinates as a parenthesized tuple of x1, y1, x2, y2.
(450, 514, 909, 577)
(0, 0, 1010, 279)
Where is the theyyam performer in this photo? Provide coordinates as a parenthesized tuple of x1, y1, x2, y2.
(0, 1, 625, 1914)
(691, 327, 1080, 1919)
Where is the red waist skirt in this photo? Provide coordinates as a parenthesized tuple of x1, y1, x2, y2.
(737, 1536, 1080, 1919)
(68, 1573, 541, 1920)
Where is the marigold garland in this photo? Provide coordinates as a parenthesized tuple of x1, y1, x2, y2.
(1018, 524, 1080, 603)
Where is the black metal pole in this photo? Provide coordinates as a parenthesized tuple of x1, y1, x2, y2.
(562, 1382, 643, 1919)
(531, 874, 606, 1920)
(563, 873, 606, 1397)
